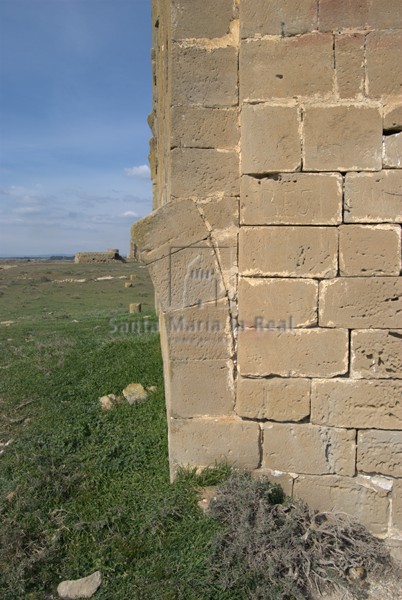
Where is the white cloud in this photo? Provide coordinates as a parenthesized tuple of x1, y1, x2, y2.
(121, 210, 138, 217)
(124, 164, 150, 179)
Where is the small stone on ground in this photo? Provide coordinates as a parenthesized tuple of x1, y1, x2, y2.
(57, 570, 101, 599)
(122, 383, 148, 404)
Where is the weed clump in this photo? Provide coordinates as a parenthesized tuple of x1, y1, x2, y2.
(207, 471, 395, 599)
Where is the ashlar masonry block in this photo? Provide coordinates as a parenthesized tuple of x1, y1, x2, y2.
(169, 360, 234, 418)
(240, 34, 333, 100)
(311, 379, 402, 429)
(238, 329, 349, 378)
(169, 418, 261, 473)
(335, 34, 365, 99)
(171, 0, 235, 40)
(344, 170, 402, 223)
(170, 148, 239, 198)
(239, 226, 338, 278)
(170, 107, 239, 149)
(392, 480, 402, 531)
(238, 277, 318, 328)
(303, 105, 382, 171)
(237, 376, 310, 422)
(351, 329, 402, 379)
(383, 132, 402, 169)
(366, 31, 402, 98)
(319, 0, 402, 32)
(240, 0, 318, 37)
(339, 225, 401, 276)
(358, 430, 402, 477)
(171, 45, 238, 107)
(241, 104, 301, 174)
(319, 278, 402, 328)
(240, 173, 342, 225)
(294, 474, 390, 536)
(263, 423, 356, 476)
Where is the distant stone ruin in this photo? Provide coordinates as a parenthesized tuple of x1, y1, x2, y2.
(75, 249, 124, 264)
(132, 0, 402, 553)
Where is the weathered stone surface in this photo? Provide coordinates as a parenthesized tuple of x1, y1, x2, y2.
(131, 199, 207, 264)
(57, 571, 102, 599)
(240, 173, 342, 225)
(170, 107, 239, 149)
(392, 480, 402, 531)
(383, 132, 402, 168)
(366, 31, 402, 98)
(147, 243, 227, 311)
(384, 104, 402, 131)
(171, 45, 238, 107)
(239, 226, 338, 278)
(344, 170, 402, 223)
(303, 105, 382, 171)
(251, 468, 295, 497)
(240, 0, 318, 37)
(170, 148, 239, 198)
(240, 34, 333, 100)
(99, 394, 121, 411)
(358, 430, 402, 477)
(169, 360, 234, 418)
(161, 300, 233, 361)
(122, 383, 148, 404)
(169, 418, 260, 473)
(238, 329, 348, 378)
(199, 196, 239, 232)
(237, 376, 310, 421)
(241, 104, 301, 173)
(311, 379, 402, 429)
(238, 277, 318, 328)
(294, 474, 390, 535)
(263, 423, 356, 476)
(339, 225, 401, 276)
(171, 0, 235, 40)
(319, 0, 402, 32)
(319, 278, 402, 328)
(351, 329, 402, 379)
(335, 34, 365, 98)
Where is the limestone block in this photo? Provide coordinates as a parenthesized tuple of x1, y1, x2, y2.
(339, 225, 401, 276)
(303, 105, 382, 171)
(392, 480, 402, 531)
(358, 430, 402, 477)
(238, 278, 318, 328)
(169, 418, 261, 473)
(240, 34, 333, 100)
(311, 379, 402, 429)
(240, 0, 317, 37)
(241, 104, 301, 174)
(239, 226, 338, 278)
(170, 148, 239, 198)
(384, 104, 402, 131)
(251, 469, 295, 497)
(319, 278, 402, 328)
(130, 199, 207, 264)
(351, 329, 402, 379)
(366, 31, 402, 98)
(169, 360, 234, 418)
(237, 376, 311, 421)
(240, 173, 342, 225)
(161, 299, 233, 361)
(170, 107, 239, 149)
(383, 132, 402, 168)
(344, 170, 402, 223)
(147, 243, 227, 311)
(294, 474, 390, 536)
(335, 34, 365, 99)
(171, 45, 238, 107)
(319, 0, 402, 32)
(238, 329, 348, 378)
(171, 0, 235, 40)
(263, 423, 356, 476)
(199, 196, 239, 232)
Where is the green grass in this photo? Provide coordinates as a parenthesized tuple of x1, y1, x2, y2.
(0, 261, 232, 599)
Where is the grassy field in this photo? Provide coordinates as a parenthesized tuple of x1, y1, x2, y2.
(0, 260, 233, 599)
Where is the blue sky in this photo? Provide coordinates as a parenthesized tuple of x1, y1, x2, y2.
(0, 0, 152, 256)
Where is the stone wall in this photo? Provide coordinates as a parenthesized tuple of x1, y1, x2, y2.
(131, 0, 402, 548)
(75, 250, 123, 263)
